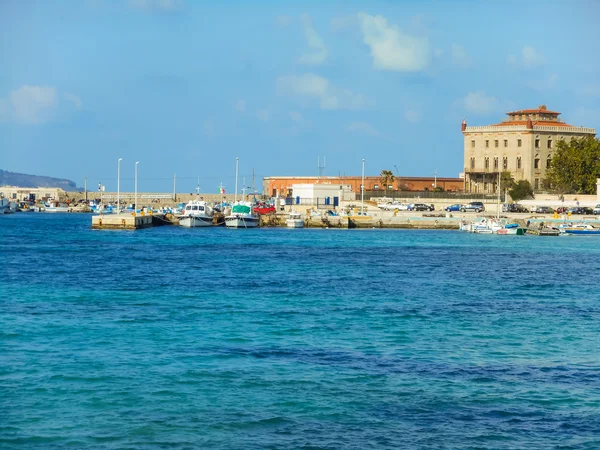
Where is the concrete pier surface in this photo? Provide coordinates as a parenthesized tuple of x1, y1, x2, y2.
(91, 213, 157, 229)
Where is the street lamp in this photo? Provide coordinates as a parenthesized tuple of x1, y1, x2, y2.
(361, 158, 365, 215)
(117, 158, 123, 214)
(134, 161, 139, 215)
(394, 164, 400, 191)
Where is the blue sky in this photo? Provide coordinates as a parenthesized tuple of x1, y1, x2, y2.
(1, 0, 599, 193)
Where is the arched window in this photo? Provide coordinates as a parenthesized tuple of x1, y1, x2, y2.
(493, 157, 498, 169)
(546, 158, 551, 169)
(503, 157, 508, 170)
(517, 157, 522, 169)
(470, 157, 475, 169)
(485, 157, 489, 169)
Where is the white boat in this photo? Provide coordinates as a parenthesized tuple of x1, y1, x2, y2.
(225, 202, 260, 228)
(286, 212, 304, 228)
(0, 198, 10, 214)
(179, 200, 214, 228)
(225, 157, 260, 228)
(43, 201, 71, 212)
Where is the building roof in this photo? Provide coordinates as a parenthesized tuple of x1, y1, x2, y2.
(507, 107, 560, 116)
(491, 120, 573, 128)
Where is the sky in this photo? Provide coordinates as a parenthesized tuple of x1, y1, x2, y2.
(1, 0, 599, 193)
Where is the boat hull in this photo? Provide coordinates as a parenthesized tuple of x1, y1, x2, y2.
(179, 216, 213, 228)
(564, 229, 600, 235)
(286, 219, 304, 228)
(225, 215, 259, 228)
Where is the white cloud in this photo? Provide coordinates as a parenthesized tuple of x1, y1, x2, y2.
(357, 12, 430, 72)
(344, 121, 381, 137)
(507, 46, 545, 69)
(234, 99, 246, 113)
(288, 111, 303, 122)
(64, 92, 82, 109)
(298, 14, 328, 65)
(276, 15, 292, 28)
(0, 85, 58, 124)
(256, 109, 270, 122)
(276, 73, 368, 110)
(451, 44, 470, 68)
(463, 91, 498, 115)
(203, 120, 214, 135)
(530, 73, 558, 91)
(404, 110, 421, 123)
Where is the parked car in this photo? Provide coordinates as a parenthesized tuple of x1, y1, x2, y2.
(556, 206, 569, 214)
(444, 204, 464, 212)
(254, 204, 276, 215)
(502, 203, 528, 213)
(567, 207, 594, 215)
(535, 206, 555, 214)
(410, 203, 435, 211)
(594, 204, 600, 215)
(461, 202, 485, 213)
(379, 201, 409, 211)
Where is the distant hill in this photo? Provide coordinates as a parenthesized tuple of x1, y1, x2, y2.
(0, 170, 82, 192)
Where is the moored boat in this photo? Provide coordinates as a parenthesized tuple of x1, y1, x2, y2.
(178, 200, 214, 228)
(561, 223, 600, 235)
(225, 202, 260, 228)
(286, 212, 304, 228)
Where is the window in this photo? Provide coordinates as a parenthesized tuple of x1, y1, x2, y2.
(504, 140, 508, 147)
(546, 158, 551, 169)
(534, 178, 539, 190)
(547, 140, 552, 149)
(503, 157, 508, 170)
(517, 139, 522, 147)
(534, 158, 540, 169)
(470, 157, 475, 169)
(493, 157, 498, 169)
(471, 140, 475, 148)
(517, 157, 521, 169)
(484, 182, 488, 191)
(494, 140, 499, 148)
(485, 140, 489, 148)
(373, 184, 379, 189)
(484, 157, 489, 169)
(535, 139, 540, 148)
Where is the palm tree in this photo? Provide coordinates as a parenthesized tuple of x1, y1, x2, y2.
(380, 170, 395, 196)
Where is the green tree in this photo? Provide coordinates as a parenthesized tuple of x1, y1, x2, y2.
(509, 180, 534, 201)
(380, 170, 395, 195)
(500, 171, 515, 192)
(546, 136, 600, 194)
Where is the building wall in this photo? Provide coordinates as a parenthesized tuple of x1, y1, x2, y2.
(264, 176, 464, 197)
(0, 186, 64, 201)
(463, 125, 595, 192)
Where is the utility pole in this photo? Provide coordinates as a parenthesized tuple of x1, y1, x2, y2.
(84, 177, 87, 202)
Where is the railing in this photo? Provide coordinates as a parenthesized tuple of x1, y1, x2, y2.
(464, 125, 596, 134)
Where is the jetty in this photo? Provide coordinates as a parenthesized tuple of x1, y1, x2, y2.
(91, 213, 172, 230)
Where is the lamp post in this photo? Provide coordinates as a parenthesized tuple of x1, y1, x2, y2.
(117, 158, 123, 214)
(134, 161, 139, 215)
(361, 158, 365, 215)
(394, 164, 400, 191)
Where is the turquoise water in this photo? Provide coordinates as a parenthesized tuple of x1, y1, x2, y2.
(1, 214, 600, 449)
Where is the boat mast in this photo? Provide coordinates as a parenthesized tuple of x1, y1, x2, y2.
(196, 176, 200, 199)
(234, 157, 239, 204)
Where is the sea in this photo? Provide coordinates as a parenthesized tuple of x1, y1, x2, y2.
(1, 213, 600, 449)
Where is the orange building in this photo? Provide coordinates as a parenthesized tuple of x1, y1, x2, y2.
(263, 176, 464, 197)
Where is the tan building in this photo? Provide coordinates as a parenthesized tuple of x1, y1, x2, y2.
(463, 105, 596, 193)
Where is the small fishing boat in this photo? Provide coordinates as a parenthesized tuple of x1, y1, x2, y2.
(225, 202, 260, 228)
(179, 200, 214, 228)
(286, 212, 304, 228)
(561, 223, 600, 235)
(0, 198, 10, 214)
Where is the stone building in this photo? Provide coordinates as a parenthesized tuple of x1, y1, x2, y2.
(462, 105, 596, 193)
